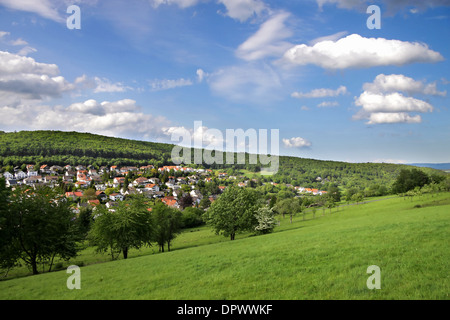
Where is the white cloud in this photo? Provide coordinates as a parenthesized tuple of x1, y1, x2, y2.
(196, 69, 207, 83)
(365, 112, 422, 125)
(317, 101, 339, 108)
(93, 77, 130, 93)
(292, 85, 347, 98)
(282, 137, 312, 148)
(149, 78, 193, 91)
(282, 34, 444, 70)
(0, 0, 64, 22)
(355, 92, 434, 114)
(353, 73, 443, 125)
(16, 46, 37, 56)
(363, 74, 446, 97)
(316, 0, 450, 14)
(217, 0, 269, 22)
(0, 50, 59, 76)
(0, 51, 73, 104)
(150, 0, 200, 9)
(309, 31, 348, 45)
(236, 11, 293, 61)
(0, 98, 173, 141)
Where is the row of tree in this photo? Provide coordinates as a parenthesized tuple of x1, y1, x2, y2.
(0, 179, 189, 275)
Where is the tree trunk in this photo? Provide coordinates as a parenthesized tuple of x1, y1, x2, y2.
(230, 233, 235, 240)
(31, 259, 38, 275)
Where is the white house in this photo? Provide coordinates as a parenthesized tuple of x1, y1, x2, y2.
(109, 193, 124, 201)
(3, 172, 14, 180)
(27, 170, 38, 177)
(15, 171, 27, 180)
(144, 184, 160, 192)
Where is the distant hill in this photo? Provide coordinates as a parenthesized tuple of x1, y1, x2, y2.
(409, 163, 450, 171)
(0, 130, 446, 190)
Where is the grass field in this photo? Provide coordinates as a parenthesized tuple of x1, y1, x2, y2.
(0, 193, 449, 300)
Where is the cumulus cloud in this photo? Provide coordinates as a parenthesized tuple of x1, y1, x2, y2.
(0, 98, 173, 140)
(355, 92, 434, 114)
(353, 73, 443, 124)
(282, 34, 444, 70)
(236, 11, 293, 61)
(292, 85, 347, 98)
(363, 74, 446, 97)
(0, 51, 73, 104)
(282, 137, 312, 148)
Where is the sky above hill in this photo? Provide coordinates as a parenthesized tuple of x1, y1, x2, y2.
(0, 0, 449, 163)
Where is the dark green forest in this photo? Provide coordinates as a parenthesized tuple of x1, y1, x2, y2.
(0, 130, 445, 191)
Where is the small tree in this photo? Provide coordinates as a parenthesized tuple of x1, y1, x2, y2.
(205, 186, 261, 240)
(254, 206, 277, 235)
(89, 195, 153, 259)
(151, 201, 183, 252)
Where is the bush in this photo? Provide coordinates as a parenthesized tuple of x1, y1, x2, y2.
(182, 207, 205, 228)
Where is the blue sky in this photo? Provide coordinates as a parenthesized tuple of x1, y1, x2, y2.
(0, 0, 449, 163)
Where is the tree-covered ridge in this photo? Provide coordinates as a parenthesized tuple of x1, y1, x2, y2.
(0, 130, 446, 191)
(0, 130, 174, 168)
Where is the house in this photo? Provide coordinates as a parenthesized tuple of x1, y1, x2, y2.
(3, 172, 14, 180)
(44, 176, 59, 183)
(65, 191, 83, 200)
(75, 181, 88, 188)
(218, 172, 227, 178)
(88, 199, 100, 207)
(113, 177, 126, 185)
(133, 177, 149, 186)
(23, 176, 40, 185)
(40, 164, 49, 174)
(144, 184, 160, 192)
(218, 186, 226, 192)
(96, 191, 108, 201)
(161, 197, 179, 209)
(109, 193, 124, 201)
(27, 170, 38, 177)
(14, 171, 27, 180)
(110, 166, 118, 172)
(6, 179, 18, 187)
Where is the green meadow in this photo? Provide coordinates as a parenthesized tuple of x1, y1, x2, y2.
(0, 193, 449, 300)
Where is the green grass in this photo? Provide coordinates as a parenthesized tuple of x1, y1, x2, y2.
(1, 193, 449, 299)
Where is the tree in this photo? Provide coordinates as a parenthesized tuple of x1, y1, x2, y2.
(2, 186, 81, 274)
(254, 206, 277, 235)
(205, 186, 262, 240)
(151, 201, 183, 252)
(392, 169, 430, 194)
(0, 178, 18, 276)
(178, 193, 193, 210)
(89, 195, 153, 259)
(182, 207, 204, 228)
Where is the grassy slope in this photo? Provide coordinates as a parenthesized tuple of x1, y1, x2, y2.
(0, 194, 449, 300)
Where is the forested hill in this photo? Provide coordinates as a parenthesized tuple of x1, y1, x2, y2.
(0, 130, 445, 190)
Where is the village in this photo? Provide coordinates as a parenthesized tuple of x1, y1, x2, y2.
(1, 164, 328, 213)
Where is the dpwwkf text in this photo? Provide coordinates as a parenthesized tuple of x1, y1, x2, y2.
(177, 304, 273, 317)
